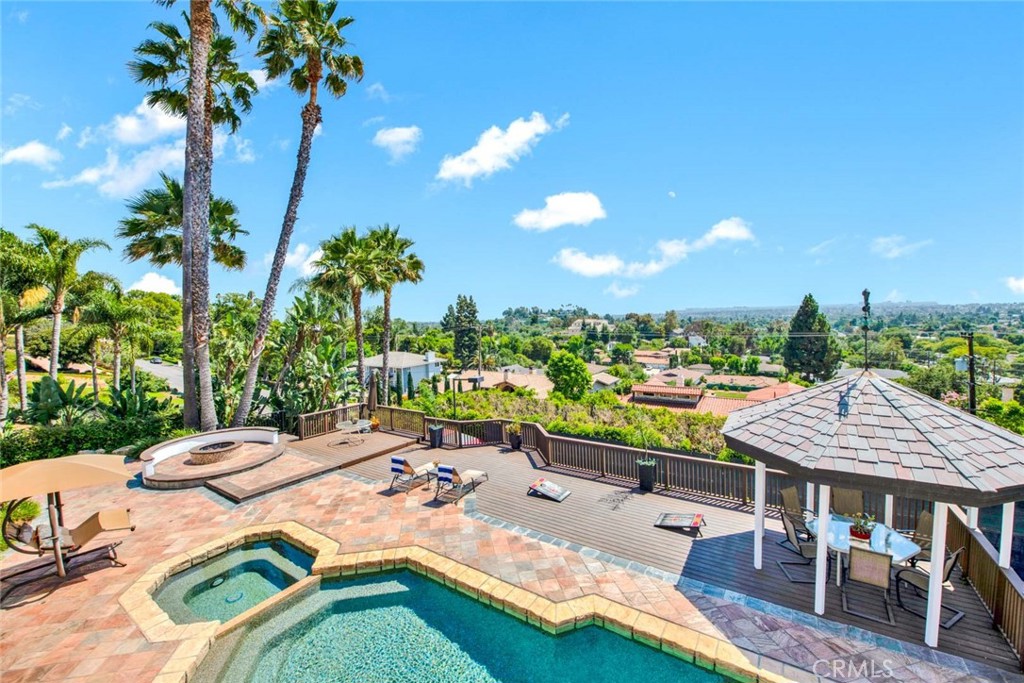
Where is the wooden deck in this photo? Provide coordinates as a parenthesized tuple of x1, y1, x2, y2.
(347, 444, 1020, 673)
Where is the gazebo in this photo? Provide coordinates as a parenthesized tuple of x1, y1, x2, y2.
(722, 371, 1024, 648)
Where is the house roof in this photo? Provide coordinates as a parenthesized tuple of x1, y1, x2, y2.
(745, 382, 807, 401)
(704, 375, 780, 388)
(722, 371, 1024, 506)
(591, 372, 620, 386)
(586, 362, 612, 375)
(364, 352, 442, 369)
(686, 364, 714, 373)
(621, 393, 758, 417)
(455, 370, 554, 398)
(649, 368, 705, 384)
(632, 383, 702, 397)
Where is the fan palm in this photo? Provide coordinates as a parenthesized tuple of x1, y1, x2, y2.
(130, 2, 260, 430)
(117, 172, 248, 270)
(231, 1, 363, 426)
(78, 286, 148, 391)
(367, 225, 424, 406)
(29, 225, 110, 380)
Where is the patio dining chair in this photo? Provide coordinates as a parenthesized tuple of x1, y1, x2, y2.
(841, 546, 895, 625)
(777, 513, 830, 584)
(898, 510, 933, 567)
(434, 465, 488, 503)
(831, 488, 864, 518)
(894, 547, 966, 629)
(779, 486, 815, 554)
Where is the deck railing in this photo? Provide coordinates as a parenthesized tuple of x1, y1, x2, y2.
(375, 406, 426, 437)
(947, 506, 1024, 669)
(296, 403, 365, 440)
(427, 417, 505, 448)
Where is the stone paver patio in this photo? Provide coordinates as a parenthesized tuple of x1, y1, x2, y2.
(2, 447, 1021, 683)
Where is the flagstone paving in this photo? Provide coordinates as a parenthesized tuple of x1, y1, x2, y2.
(1, 451, 1020, 683)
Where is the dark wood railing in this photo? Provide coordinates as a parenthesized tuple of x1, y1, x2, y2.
(296, 403, 364, 440)
(948, 506, 1024, 669)
(375, 406, 426, 437)
(427, 417, 505, 448)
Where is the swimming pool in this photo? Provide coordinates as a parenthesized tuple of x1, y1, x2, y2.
(153, 539, 313, 624)
(194, 571, 726, 682)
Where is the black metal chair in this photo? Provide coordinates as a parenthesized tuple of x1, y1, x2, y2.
(841, 546, 896, 625)
(778, 486, 815, 555)
(777, 513, 829, 583)
(894, 547, 966, 629)
(831, 487, 864, 518)
(897, 510, 933, 567)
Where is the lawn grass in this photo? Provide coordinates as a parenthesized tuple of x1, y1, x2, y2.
(707, 390, 749, 400)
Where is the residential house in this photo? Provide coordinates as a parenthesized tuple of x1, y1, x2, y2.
(686, 363, 715, 374)
(455, 369, 554, 399)
(363, 351, 444, 385)
(566, 318, 615, 334)
(703, 374, 780, 390)
(633, 350, 674, 370)
(498, 364, 531, 375)
(591, 372, 620, 392)
(745, 382, 806, 401)
(628, 383, 760, 416)
(688, 335, 708, 348)
(648, 368, 705, 385)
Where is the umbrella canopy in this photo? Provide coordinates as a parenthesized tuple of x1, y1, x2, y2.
(367, 372, 378, 413)
(722, 371, 1024, 507)
(1, 454, 132, 502)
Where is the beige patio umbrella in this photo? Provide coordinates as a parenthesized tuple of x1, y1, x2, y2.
(367, 371, 378, 414)
(0, 454, 132, 577)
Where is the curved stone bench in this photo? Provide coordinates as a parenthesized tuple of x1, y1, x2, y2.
(141, 428, 283, 490)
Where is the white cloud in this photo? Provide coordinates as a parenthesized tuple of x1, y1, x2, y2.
(513, 192, 606, 231)
(128, 272, 181, 295)
(551, 248, 624, 277)
(12, 9, 29, 23)
(247, 69, 281, 92)
(3, 93, 40, 116)
(77, 127, 96, 148)
(313, 123, 323, 138)
(366, 82, 392, 102)
(870, 235, 932, 259)
(604, 282, 639, 299)
(108, 101, 186, 145)
(1005, 276, 1024, 295)
(372, 126, 422, 162)
(269, 243, 323, 277)
(884, 289, 903, 302)
(233, 137, 255, 163)
(56, 123, 73, 141)
(553, 217, 755, 280)
(44, 140, 185, 198)
(362, 115, 385, 128)
(436, 112, 567, 186)
(805, 237, 839, 256)
(668, 191, 676, 199)
(1, 140, 62, 170)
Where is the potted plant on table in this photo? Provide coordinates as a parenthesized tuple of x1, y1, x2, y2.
(636, 457, 658, 492)
(507, 422, 523, 451)
(849, 513, 876, 541)
(370, 416, 380, 432)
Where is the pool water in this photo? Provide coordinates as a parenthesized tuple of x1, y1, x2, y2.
(195, 572, 726, 683)
(153, 540, 313, 624)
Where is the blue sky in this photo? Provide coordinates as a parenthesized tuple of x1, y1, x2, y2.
(2, 2, 1022, 320)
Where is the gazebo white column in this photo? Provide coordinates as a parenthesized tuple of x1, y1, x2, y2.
(805, 482, 815, 511)
(925, 503, 948, 647)
(754, 461, 766, 570)
(965, 507, 979, 530)
(884, 494, 894, 527)
(1000, 502, 1015, 568)
(814, 485, 831, 615)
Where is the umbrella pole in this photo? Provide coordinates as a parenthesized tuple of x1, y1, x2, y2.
(55, 491, 64, 527)
(46, 493, 66, 578)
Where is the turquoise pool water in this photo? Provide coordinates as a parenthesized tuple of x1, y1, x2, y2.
(195, 572, 726, 683)
(153, 540, 313, 624)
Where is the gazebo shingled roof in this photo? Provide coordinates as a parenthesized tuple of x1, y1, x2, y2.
(722, 371, 1024, 507)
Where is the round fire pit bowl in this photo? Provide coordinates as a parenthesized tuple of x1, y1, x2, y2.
(187, 440, 244, 466)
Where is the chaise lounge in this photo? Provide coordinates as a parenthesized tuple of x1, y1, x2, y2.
(434, 465, 488, 503)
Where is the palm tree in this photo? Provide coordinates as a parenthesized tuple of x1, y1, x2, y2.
(367, 225, 424, 406)
(29, 225, 110, 380)
(306, 228, 379, 406)
(118, 172, 248, 270)
(270, 290, 344, 397)
(78, 286, 148, 391)
(130, 6, 259, 430)
(0, 231, 48, 416)
(230, 1, 363, 426)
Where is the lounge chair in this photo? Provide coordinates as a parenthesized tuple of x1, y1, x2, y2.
(389, 456, 433, 491)
(777, 513, 830, 583)
(831, 488, 864, 518)
(841, 546, 895, 625)
(779, 486, 815, 554)
(894, 547, 966, 629)
(434, 465, 488, 502)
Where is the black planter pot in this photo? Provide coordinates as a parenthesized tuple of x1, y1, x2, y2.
(637, 463, 657, 492)
(509, 434, 522, 451)
(428, 425, 444, 449)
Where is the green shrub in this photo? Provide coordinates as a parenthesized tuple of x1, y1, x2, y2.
(0, 499, 42, 552)
(0, 413, 181, 467)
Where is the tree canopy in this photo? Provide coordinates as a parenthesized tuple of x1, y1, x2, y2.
(783, 294, 840, 382)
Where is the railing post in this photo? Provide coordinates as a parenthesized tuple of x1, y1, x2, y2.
(600, 446, 607, 477)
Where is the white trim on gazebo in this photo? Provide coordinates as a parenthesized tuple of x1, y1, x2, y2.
(1001, 502, 1015, 569)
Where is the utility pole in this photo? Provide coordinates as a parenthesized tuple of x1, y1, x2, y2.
(861, 289, 871, 371)
(962, 332, 977, 414)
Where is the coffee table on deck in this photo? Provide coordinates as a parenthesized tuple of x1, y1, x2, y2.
(654, 512, 706, 537)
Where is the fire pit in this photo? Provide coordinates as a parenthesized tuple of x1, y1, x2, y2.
(188, 440, 244, 466)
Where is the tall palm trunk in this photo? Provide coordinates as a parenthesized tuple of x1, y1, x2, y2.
(181, 160, 199, 427)
(112, 338, 122, 390)
(49, 293, 64, 379)
(91, 341, 100, 401)
(381, 287, 392, 407)
(184, 0, 216, 431)
(0, 311, 8, 424)
(352, 288, 365, 404)
(231, 97, 323, 427)
(15, 325, 28, 411)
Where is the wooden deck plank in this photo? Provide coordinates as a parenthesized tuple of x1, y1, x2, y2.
(347, 444, 1020, 672)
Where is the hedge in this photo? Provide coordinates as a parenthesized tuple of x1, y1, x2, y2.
(0, 415, 179, 468)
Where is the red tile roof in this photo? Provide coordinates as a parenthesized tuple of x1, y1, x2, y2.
(746, 382, 807, 401)
(631, 384, 702, 396)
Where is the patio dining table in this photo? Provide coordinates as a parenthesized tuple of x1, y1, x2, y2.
(807, 514, 921, 585)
